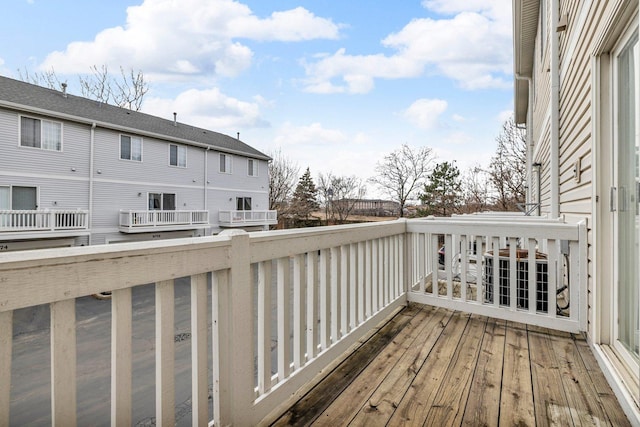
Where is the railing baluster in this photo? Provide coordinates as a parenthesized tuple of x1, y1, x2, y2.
(357, 242, 365, 324)
(365, 240, 372, 317)
(51, 299, 77, 427)
(378, 238, 384, 308)
(0, 311, 12, 427)
(349, 244, 357, 330)
(371, 240, 378, 312)
(111, 288, 132, 427)
(547, 239, 558, 318)
(528, 239, 537, 314)
(340, 245, 349, 335)
(460, 234, 468, 301)
(509, 239, 517, 310)
(191, 273, 208, 427)
(492, 237, 500, 308)
(155, 280, 175, 425)
(320, 249, 330, 350)
(330, 247, 340, 342)
(277, 257, 291, 380)
(476, 236, 483, 303)
(212, 270, 231, 425)
(306, 251, 318, 360)
(258, 261, 272, 394)
(293, 254, 305, 370)
(445, 234, 453, 299)
(431, 234, 439, 297)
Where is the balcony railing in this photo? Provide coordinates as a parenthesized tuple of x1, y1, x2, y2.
(119, 209, 209, 232)
(0, 209, 89, 232)
(0, 216, 588, 426)
(218, 209, 277, 227)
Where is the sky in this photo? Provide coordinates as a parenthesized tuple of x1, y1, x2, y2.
(0, 0, 514, 197)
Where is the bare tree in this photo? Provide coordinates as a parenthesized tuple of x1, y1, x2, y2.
(488, 117, 527, 210)
(18, 65, 149, 111)
(369, 144, 435, 217)
(318, 173, 367, 224)
(268, 149, 299, 214)
(460, 164, 491, 213)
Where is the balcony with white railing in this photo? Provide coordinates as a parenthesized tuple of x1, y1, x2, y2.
(218, 209, 278, 227)
(118, 209, 209, 233)
(2, 215, 622, 426)
(0, 209, 89, 240)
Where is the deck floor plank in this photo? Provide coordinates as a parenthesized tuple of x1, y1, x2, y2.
(348, 307, 452, 426)
(499, 321, 535, 426)
(461, 317, 506, 426)
(423, 314, 488, 426)
(312, 305, 438, 425)
(269, 305, 631, 427)
(528, 326, 574, 426)
(386, 311, 471, 426)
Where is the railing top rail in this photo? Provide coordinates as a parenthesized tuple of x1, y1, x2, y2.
(0, 235, 232, 312)
(0, 209, 88, 213)
(406, 217, 580, 240)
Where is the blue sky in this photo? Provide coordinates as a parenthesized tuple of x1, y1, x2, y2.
(1, 0, 514, 196)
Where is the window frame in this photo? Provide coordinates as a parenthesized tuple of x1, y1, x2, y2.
(236, 197, 252, 211)
(219, 153, 232, 174)
(120, 134, 143, 162)
(148, 192, 176, 211)
(247, 159, 258, 177)
(169, 144, 187, 168)
(19, 115, 63, 152)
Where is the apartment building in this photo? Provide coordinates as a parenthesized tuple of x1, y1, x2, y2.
(0, 76, 276, 251)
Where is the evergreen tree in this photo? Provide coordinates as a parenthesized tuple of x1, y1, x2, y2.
(290, 167, 319, 220)
(419, 161, 462, 216)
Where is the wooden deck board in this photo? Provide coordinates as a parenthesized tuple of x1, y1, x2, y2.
(270, 304, 631, 427)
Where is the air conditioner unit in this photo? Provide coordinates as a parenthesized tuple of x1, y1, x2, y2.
(484, 249, 549, 312)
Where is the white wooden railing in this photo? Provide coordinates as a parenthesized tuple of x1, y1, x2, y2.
(406, 215, 588, 332)
(0, 216, 587, 426)
(218, 210, 277, 227)
(119, 209, 209, 231)
(0, 209, 89, 232)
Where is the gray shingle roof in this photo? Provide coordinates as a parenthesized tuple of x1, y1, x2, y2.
(0, 75, 269, 160)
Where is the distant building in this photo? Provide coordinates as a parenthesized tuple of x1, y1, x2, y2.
(0, 76, 276, 251)
(332, 199, 400, 217)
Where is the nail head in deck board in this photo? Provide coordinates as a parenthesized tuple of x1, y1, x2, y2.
(461, 317, 507, 426)
(387, 311, 472, 425)
(499, 321, 535, 427)
(349, 307, 453, 426)
(314, 305, 444, 425)
(271, 303, 421, 426)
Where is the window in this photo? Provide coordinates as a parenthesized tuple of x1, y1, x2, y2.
(148, 193, 176, 210)
(247, 159, 258, 177)
(120, 135, 142, 161)
(220, 153, 232, 173)
(236, 197, 251, 211)
(169, 144, 187, 167)
(20, 117, 62, 151)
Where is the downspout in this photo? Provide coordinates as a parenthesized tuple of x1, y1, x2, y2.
(515, 74, 534, 211)
(88, 122, 96, 245)
(550, 0, 560, 218)
(204, 147, 210, 234)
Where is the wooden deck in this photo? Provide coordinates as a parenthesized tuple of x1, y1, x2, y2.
(272, 303, 630, 426)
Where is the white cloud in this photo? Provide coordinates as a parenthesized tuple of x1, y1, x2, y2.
(302, 2, 511, 93)
(274, 122, 348, 146)
(39, 0, 340, 80)
(142, 87, 268, 131)
(401, 98, 448, 129)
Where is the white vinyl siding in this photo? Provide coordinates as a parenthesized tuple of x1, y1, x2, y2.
(220, 153, 232, 174)
(120, 135, 142, 161)
(169, 144, 186, 167)
(20, 116, 62, 151)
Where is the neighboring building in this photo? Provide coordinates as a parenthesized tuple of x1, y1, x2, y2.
(333, 199, 400, 217)
(0, 76, 276, 251)
(514, 0, 639, 420)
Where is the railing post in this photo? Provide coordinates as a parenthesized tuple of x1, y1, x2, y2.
(216, 230, 254, 425)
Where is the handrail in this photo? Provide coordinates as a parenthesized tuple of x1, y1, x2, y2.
(0, 209, 89, 232)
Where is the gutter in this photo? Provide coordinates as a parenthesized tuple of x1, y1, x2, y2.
(550, 0, 560, 218)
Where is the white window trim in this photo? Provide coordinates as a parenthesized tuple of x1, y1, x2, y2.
(248, 159, 258, 177)
(219, 153, 233, 174)
(169, 144, 187, 168)
(18, 115, 64, 152)
(119, 134, 143, 162)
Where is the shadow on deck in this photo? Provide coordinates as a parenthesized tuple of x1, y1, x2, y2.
(272, 303, 630, 426)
